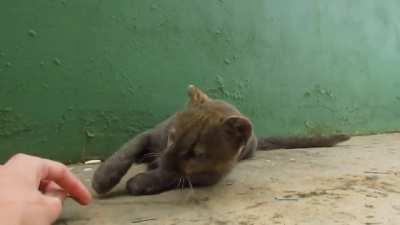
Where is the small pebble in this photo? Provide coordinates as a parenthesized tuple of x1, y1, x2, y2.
(53, 58, 62, 66)
(84, 159, 101, 165)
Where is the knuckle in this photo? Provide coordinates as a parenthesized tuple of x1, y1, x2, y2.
(11, 153, 28, 161)
(57, 163, 69, 176)
(7, 153, 36, 166)
(42, 195, 62, 215)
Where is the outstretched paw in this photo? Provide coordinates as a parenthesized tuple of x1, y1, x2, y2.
(126, 170, 178, 195)
(126, 173, 152, 195)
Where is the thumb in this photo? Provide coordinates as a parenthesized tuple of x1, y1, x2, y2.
(41, 193, 65, 223)
(41, 182, 66, 223)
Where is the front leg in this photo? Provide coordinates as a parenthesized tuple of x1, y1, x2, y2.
(126, 169, 179, 195)
(92, 132, 151, 194)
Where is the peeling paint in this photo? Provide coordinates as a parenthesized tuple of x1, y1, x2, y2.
(28, 29, 37, 38)
(85, 130, 96, 138)
(53, 58, 62, 66)
(304, 85, 335, 100)
(206, 75, 250, 103)
(304, 120, 342, 136)
(0, 108, 34, 138)
(224, 58, 232, 65)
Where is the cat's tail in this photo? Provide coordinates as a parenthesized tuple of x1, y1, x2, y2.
(92, 133, 149, 195)
(257, 134, 350, 150)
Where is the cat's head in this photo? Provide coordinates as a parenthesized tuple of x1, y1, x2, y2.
(161, 85, 253, 186)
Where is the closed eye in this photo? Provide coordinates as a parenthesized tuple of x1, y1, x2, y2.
(195, 152, 207, 160)
(181, 150, 208, 160)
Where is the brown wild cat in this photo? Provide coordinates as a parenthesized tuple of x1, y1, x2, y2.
(92, 85, 349, 195)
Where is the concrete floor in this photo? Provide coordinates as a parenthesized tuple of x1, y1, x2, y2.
(56, 134, 400, 225)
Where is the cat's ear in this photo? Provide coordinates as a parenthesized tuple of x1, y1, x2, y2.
(223, 116, 253, 144)
(167, 128, 176, 148)
(187, 85, 209, 104)
(165, 128, 176, 152)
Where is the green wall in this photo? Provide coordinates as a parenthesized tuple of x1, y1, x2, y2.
(1, 0, 400, 163)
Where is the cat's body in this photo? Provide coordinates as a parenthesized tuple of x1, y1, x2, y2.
(92, 85, 349, 196)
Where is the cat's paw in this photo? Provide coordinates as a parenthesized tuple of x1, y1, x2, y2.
(126, 172, 163, 195)
(92, 166, 123, 195)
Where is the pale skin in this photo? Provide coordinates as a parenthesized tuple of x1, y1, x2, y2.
(0, 154, 92, 225)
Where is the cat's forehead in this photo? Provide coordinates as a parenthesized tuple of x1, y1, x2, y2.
(176, 97, 242, 136)
(174, 110, 217, 135)
(206, 100, 240, 114)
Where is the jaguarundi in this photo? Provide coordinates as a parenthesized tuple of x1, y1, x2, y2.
(92, 85, 349, 195)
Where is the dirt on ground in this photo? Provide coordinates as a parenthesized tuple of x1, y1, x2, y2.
(56, 134, 400, 225)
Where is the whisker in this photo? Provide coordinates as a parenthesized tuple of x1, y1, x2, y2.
(138, 153, 161, 164)
(184, 177, 195, 201)
(142, 152, 162, 159)
(177, 177, 183, 192)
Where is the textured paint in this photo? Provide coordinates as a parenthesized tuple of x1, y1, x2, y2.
(1, 0, 400, 163)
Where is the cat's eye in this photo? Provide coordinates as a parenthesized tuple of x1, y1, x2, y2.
(181, 150, 207, 160)
(181, 150, 195, 159)
(195, 152, 207, 159)
(192, 146, 207, 159)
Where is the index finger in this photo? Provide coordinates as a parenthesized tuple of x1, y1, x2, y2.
(6, 154, 92, 205)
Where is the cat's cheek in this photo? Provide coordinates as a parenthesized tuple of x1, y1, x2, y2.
(181, 160, 194, 176)
(181, 160, 203, 177)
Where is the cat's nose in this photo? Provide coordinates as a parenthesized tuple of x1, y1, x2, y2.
(182, 166, 192, 176)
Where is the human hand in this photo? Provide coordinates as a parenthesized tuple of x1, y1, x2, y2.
(0, 154, 92, 225)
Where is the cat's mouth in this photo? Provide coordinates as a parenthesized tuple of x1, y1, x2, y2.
(184, 171, 224, 187)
